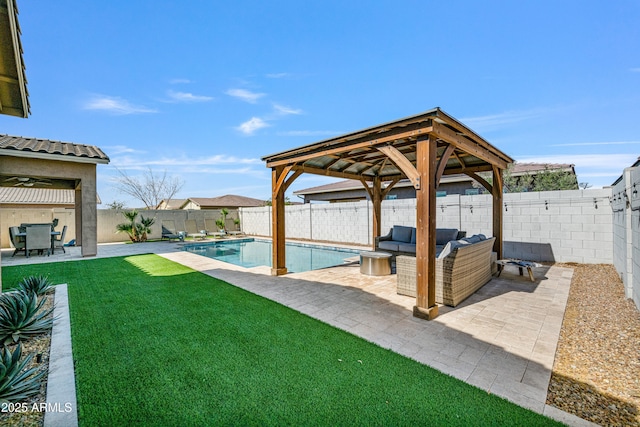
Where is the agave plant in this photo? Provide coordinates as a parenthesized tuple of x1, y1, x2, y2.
(0, 344, 47, 404)
(0, 291, 54, 346)
(17, 275, 54, 296)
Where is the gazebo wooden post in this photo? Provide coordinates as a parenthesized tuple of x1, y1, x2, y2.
(371, 176, 382, 249)
(271, 166, 288, 276)
(413, 135, 439, 320)
(492, 166, 504, 259)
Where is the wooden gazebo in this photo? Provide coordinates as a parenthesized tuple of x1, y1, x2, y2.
(262, 108, 513, 320)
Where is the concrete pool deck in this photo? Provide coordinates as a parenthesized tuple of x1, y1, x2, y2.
(1, 240, 596, 426)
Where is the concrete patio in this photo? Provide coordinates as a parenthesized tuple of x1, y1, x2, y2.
(1, 240, 596, 426)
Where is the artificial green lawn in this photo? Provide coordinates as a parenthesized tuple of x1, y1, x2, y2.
(3, 255, 562, 426)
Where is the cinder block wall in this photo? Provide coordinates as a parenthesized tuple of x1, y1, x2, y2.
(241, 189, 614, 264)
(611, 166, 640, 310)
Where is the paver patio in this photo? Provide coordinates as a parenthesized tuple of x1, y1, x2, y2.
(1, 240, 596, 426)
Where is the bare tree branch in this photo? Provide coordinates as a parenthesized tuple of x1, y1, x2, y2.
(113, 167, 184, 209)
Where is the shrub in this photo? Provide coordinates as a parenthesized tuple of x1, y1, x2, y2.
(0, 343, 47, 404)
(17, 275, 53, 296)
(0, 291, 54, 346)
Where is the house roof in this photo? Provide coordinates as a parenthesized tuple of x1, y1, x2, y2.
(0, 0, 29, 118)
(182, 195, 265, 208)
(294, 162, 576, 196)
(157, 198, 187, 210)
(0, 187, 102, 204)
(0, 135, 110, 164)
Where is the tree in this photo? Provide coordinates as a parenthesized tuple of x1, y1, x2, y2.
(114, 167, 184, 210)
(473, 163, 579, 193)
(106, 200, 125, 210)
(264, 197, 292, 206)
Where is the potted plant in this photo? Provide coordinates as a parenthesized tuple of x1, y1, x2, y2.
(233, 218, 241, 231)
(215, 218, 225, 232)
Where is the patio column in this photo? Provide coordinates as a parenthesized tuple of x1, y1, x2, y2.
(75, 171, 98, 257)
(413, 135, 438, 320)
(271, 166, 288, 276)
(492, 166, 504, 259)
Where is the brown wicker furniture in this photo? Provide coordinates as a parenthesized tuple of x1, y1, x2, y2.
(396, 237, 496, 307)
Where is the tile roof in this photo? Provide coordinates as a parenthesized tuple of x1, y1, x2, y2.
(0, 187, 101, 204)
(185, 195, 266, 208)
(294, 163, 576, 195)
(0, 135, 110, 163)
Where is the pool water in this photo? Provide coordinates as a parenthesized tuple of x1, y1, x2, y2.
(182, 238, 359, 273)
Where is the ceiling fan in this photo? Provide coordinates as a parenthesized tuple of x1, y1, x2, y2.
(3, 176, 53, 187)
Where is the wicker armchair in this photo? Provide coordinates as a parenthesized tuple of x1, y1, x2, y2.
(396, 237, 496, 307)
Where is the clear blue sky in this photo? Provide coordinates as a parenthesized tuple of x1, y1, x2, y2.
(1, 1, 639, 207)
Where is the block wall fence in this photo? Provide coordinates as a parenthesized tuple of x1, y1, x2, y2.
(240, 188, 614, 264)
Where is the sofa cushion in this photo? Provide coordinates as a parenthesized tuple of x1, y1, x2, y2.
(378, 241, 400, 252)
(462, 235, 482, 244)
(437, 239, 470, 260)
(435, 228, 459, 245)
(392, 225, 414, 243)
(410, 227, 416, 243)
(398, 242, 416, 253)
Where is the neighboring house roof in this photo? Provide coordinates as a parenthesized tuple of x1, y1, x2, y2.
(294, 163, 576, 196)
(0, 187, 102, 205)
(611, 157, 640, 186)
(0, 0, 29, 118)
(181, 195, 265, 209)
(0, 135, 110, 163)
(156, 198, 187, 210)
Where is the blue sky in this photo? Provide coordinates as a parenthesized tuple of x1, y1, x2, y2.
(1, 1, 639, 207)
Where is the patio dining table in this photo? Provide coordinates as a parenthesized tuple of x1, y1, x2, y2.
(15, 230, 62, 254)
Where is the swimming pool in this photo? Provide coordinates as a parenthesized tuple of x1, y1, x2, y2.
(182, 238, 360, 273)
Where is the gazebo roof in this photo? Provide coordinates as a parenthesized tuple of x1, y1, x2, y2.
(263, 108, 513, 184)
(0, 0, 29, 118)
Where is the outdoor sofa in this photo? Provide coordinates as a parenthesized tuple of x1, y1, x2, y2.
(396, 236, 496, 307)
(375, 225, 466, 257)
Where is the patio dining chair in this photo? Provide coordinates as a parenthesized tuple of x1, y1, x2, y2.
(8, 226, 26, 257)
(52, 225, 67, 253)
(25, 224, 51, 257)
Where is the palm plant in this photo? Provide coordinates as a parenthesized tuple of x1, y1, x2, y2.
(0, 344, 47, 404)
(0, 291, 54, 346)
(219, 208, 229, 231)
(115, 210, 156, 242)
(17, 275, 53, 296)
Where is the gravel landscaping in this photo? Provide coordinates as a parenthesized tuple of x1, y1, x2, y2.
(548, 263, 640, 426)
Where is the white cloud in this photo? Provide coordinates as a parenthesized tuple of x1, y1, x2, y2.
(167, 90, 213, 103)
(225, 88, 266, 104)
(236, 117, 269, 135)
(277, 130, 341, 137)
(112, 154, 262, 168)
(266, 72, 291, 78)
(83, 95, 157, 115)
(551, 141, 640, 147)
(169, 78, 192, 84)
(516, 153, 637, 168)
(102, 145, 146, 155)
(460, 109, 544, 131)
(630, 68, 640, 73)
(273, 103, 302, 115)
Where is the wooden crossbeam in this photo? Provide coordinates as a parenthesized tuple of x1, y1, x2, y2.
(375, 145, 420, 189)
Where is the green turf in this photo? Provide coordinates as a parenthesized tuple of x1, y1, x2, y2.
(3, 256, 562, 426)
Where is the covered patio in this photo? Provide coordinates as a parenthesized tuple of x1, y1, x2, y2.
(262, 108, 514, 320)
